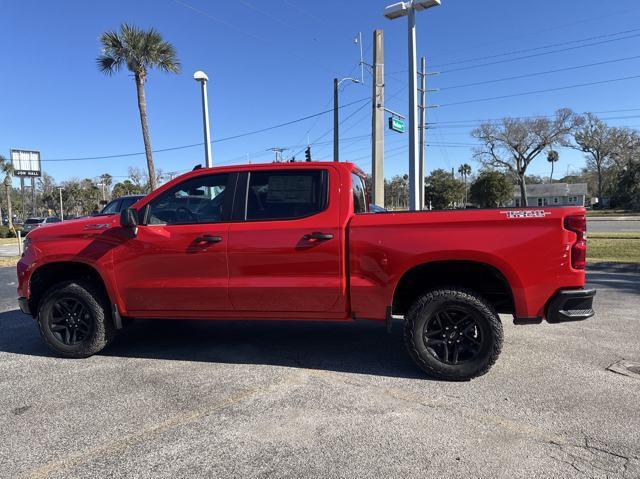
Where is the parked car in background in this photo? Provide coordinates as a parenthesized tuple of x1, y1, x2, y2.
(22, 217, 62, 235)
(98, 195, 145, 216)
(369, 204, 387, 213)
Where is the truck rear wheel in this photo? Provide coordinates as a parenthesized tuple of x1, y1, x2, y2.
(37, 280, 116, 358)
(404, 288, 503, 381)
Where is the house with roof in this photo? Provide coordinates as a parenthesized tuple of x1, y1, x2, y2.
(509, 183, 588, 207)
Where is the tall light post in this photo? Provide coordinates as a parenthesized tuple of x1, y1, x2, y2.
(384, 0, 441, 210)
(193, 70, 213, 168)
(333, 77, 361, 162)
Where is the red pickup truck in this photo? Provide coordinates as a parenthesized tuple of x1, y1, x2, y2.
(17, 162, 595, 380)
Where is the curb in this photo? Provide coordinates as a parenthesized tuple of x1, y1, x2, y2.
(588, 216, 640, 221)
(587, 262, 640, 273)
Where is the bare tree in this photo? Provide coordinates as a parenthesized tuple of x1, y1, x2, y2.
(573, 113, 622, 204)
(472, 109, 583, 206)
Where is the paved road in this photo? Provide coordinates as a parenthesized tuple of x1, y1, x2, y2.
(0, 267, 639, 478)
(0, 243, 19, 257)
(588, 218, 640, 233)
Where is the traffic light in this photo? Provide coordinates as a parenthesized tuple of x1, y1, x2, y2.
(305, 146, 311, 162)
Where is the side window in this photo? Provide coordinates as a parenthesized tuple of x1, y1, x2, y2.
(351, 173, 368, 214)
(246, 170, 326, 221)
(47, 217, 61, 223)
(101, 199, 121, 215)
(147, 174, 228, 225)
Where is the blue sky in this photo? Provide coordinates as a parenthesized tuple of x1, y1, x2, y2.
(2, 0, 640, 186)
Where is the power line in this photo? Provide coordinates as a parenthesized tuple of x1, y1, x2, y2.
(173, 0, 340, 76)
(439, 74, 640, 108)
(429, 108, 640, 126)
(432, 27, 640, 69)
(439, 55, 640, 91)
(439, 32, 640, 75)
(41, 98, 369, 162)
(426, 4, 640, 62)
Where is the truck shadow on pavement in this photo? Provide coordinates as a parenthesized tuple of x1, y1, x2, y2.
(0, 310, 427, 380)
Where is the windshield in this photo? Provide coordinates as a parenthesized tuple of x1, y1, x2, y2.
(25, 218, 43, 224)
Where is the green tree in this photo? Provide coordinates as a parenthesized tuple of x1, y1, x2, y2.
(613, 159, 640, 210)
(470, 170, 512, 208)
(457, 163, 472, 205)
(425, 169, 465, 210)
(112, 180, 143, 199)
(473, 108, 583, 206)
(547, 149, 559, 182)
(97, 24, 180, 191)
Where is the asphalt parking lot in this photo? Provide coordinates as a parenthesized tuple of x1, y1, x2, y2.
(0, 267, 639, 479)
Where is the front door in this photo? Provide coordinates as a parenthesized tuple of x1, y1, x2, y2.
(227, 168, 343, 313)
(112, 172, 233, 315)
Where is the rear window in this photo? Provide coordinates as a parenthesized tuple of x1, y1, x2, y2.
(246, 170, 327, 221)
(25, 218, 42, 224)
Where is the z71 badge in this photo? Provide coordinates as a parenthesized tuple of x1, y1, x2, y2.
(500, 210, 551, 219)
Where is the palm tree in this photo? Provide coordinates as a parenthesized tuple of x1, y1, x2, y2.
(0, 156, 14, 230)
(458, 163, 472, 206)
(97, 24, 180, 191)
(547, 149, 559, 183)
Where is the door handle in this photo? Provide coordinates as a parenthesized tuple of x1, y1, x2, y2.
(303, 232, 334, 241)
(195, 235, 223, 244)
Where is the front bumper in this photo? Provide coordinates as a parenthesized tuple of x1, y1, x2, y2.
(18, 297, 31, 315)
(546, 288, 596, 323)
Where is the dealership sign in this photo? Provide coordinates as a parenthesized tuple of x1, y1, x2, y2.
(10, 149, 41, 177)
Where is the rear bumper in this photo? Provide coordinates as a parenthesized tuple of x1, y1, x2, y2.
(546, 288, 596, 323)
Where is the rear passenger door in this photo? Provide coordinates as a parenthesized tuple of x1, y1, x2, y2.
(227, 167, 342, 313)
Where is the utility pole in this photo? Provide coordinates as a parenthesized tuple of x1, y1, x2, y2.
(418, 56, 426, 210)
(418, 57, 439, 209)
(58, 187, 64, 220)
(372, 29, 385, 208)
(31, 178, 36, 216)
(333, 78, 339, 162)
(20, 178, 25, 220)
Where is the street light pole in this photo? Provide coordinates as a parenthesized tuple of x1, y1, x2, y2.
(384, 0, 441, 211)
(193, 71, 213, 168)
(333, 76, 361, 163)
(407, 6, 419, 211)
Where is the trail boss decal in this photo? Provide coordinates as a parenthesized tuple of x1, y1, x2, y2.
(500, 210, 551, 219)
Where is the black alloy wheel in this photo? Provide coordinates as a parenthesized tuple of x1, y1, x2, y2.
(423, 307, 482, 365)
(47, 297, 95, 346)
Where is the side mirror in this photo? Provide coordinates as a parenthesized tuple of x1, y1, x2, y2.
(120, 208, 138, 228)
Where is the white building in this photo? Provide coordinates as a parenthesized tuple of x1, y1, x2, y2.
(510, 183, 588, 207)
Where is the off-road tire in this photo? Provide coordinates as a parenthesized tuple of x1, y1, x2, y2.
(37, 280, 116, 358)
(404, 288, 503, 381)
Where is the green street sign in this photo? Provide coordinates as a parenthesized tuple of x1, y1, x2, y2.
(389, 116, 406, 133)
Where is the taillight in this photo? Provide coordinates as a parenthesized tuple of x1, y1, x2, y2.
(564, 215, 587, 269)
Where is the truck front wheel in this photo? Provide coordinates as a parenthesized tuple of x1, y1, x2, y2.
(404, 288, 503, 381)
(37, 280, 116, 358)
